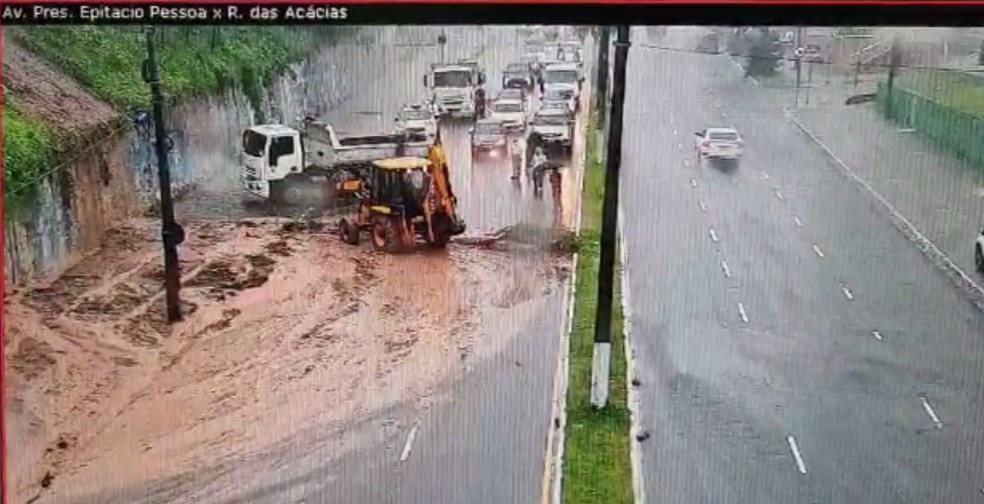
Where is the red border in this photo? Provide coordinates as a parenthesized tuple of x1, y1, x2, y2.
(0, 4, 979, 504)
(2, 0, 984, 4)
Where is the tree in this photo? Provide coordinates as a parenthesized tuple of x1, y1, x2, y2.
(743, 28, 781, 77)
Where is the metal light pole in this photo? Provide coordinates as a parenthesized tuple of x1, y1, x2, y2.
(590, 25, 630, 410)
(143, 26, 185, 323)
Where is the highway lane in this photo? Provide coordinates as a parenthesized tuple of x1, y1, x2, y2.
(623, 26, 984, 504)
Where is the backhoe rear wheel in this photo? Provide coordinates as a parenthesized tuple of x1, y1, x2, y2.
(371, 216, 401, 253)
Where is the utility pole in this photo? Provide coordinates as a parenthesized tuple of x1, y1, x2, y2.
(885, 38, 902, 119)
(595, 26, 612, 128)
(143, 26, 185, 323)
(591, 24, 630, 410)
(794, 26, 803, 108)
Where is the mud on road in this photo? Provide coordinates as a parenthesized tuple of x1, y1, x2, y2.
(5, 216, 572, 504)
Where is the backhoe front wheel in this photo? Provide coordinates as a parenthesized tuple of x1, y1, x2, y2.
(975, 244, 984, 272)
(371, 216, 402, 253)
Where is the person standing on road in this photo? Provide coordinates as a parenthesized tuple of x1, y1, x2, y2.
(474, 86, 486, 119)
(510, 137, 523, 180)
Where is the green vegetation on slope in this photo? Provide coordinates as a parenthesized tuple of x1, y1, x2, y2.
(4, 100, 56, 216)
(5, 26, 344, 216)
(899, 69, 984, 118)
(562, 118, 633, 504)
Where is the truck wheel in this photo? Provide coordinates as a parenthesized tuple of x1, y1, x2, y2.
(271, 178, 307, 207)
(371, 216, 400, 253)
(338, 218, 360, 245)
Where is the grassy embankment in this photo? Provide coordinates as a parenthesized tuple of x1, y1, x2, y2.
(561, 116, 633, 504)
(3, 27, 343, 215)
(899, 68, 984, 117)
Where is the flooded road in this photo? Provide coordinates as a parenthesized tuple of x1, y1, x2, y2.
(5, 26, 590, 504)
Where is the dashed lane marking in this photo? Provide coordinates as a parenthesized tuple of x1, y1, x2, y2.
(775, 190, 785, 201)
(684, 159, 691, 168)
(709, 228, 719, 242)
(737, 302, 749, 323)
(920, 396, 944, 429)
(721, 260, 732, 278)
(690, 178, 698, 188)
(872, 330, 883, 341)
(812, 244, 825, 259)
(698, 200, 707, 212)
(793, 216, 803, 227)
(399, 422, 420, 462)
(787, 436, 808, 474)
(842, 286, 854, 300)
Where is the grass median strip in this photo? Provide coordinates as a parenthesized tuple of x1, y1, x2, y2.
(562, 123, 633, 504)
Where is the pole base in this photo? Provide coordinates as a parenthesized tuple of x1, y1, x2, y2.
(590, 342, 612, 409)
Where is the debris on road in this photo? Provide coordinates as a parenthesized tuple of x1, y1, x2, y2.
(5, 215, 570, 502)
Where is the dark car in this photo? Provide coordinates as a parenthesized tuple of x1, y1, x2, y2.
(502, 63, 534, 90)
(470, 118, 508, 159)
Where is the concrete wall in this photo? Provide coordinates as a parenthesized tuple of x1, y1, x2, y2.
(4, 28, 379, 288)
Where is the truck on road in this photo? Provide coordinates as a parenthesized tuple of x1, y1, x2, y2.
(425, 60, 487, 119)
(540, 62, 584, 113)
(241, 118, 431, 207)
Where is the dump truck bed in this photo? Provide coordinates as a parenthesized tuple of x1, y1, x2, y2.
(301, 120, 431, 168)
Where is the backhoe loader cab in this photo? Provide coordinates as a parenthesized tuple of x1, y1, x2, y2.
(336, 154, 466, 253)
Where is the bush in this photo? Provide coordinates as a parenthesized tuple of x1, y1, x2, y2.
(3, 101, 55, 216)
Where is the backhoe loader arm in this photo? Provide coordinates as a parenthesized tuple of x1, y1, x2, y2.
(427, 143, 458, 218)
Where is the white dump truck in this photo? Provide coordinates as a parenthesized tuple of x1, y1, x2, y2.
(241, 118, 431, 206)
(540, 61, 584, 113)
(424, 60, 487, 119)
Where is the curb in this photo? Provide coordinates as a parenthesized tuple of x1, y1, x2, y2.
(617, 204, 645, 504)
(783, 107, 984, 311)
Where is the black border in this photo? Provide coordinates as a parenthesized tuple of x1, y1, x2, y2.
(3, 2, 983, 25)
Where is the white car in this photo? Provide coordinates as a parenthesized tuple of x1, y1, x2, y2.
(395, 104, 438, 139)
(694, 127, 744, 161)
(975, 230, 984, 272)
(490, 98, 527, 133)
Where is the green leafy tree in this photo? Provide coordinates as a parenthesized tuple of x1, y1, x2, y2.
(743, 27, 781, 77)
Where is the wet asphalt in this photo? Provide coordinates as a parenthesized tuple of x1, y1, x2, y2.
(623, 27, 984, 504)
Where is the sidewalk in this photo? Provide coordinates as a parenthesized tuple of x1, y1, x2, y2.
(788, 81, 984, 289)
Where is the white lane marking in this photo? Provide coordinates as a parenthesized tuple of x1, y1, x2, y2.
(842, 286, 854, 300)
(720, 111, 728, 119)
(698, 200, 706, 212)
(784, 109, 984, 310)
(774, 190, 785, 201)
(721, 260, 732, 278)
(811, 244, 825, 258)
(673, 129, 678, 135)
(399, 422, 420, 462)
(709, 228, 719, 242)
(793, 216, 803, 227)
(787, 436, 808, 474)
(760, 172, 770, 180)
(920, 397, 944, 429)
(690, 178, 698, 188)
(737, 302, 749, 323)
(684, 159, 691, 168)
(872, 330, 883, 341)
(678, 143, 683, 150)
